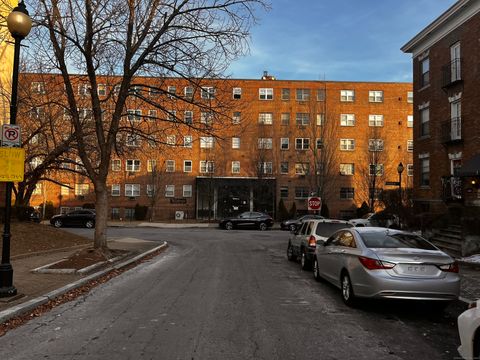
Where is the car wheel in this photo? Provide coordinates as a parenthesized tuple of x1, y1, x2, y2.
(289, 224, 296, 232)
(53, 219, 63, 228)
(85, 220, 95, 229)
(259, 222, 267, 231)
(300, 250, 311, 271)
(341, 272, 356, 307)
(287, 243, 296, 261)
(313, 257, 323, 282)
(225, 221, 233, 230)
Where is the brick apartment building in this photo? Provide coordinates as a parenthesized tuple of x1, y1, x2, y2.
(21, 73, 412, 221)
(402, 0, 480, 214)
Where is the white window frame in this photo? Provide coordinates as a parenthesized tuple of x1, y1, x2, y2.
(231, 161, 240, 174)
(369, 114, 384, 127)
(166, 135, 176, 146)
(407, 115, 413, 128)
(200, 161, 215, 173)
(280, 138, 289, 150)
(295, 163, 309, 175)
(407, 140, 414, 152)
(232, 137, 240, 149)
(258, 138, 273, 149)
(126, 134, 141, 147)
(200, 136, 214, 149)
(340, 139, 355, 151)
(233, 112, 241, 124)
(147, 159, 157, 172)
(165, 185, 175, 198)
(184, 111, 193, 124)
(125, 184, 140, 197)
(340, 163, 354, 175)
(296, 113, 309, 126)
(126, 159, 140, 172)
(184, 135, 193, 148)
(369, 139, 384, 152)
(295, 138, 310, 150)
(258, 113, 273, 125)
(369, 90, 383, 103)
(166, 160, 175, 172)
(201, 87, 215, 99)
(75, 183, 89, 196)
(183, 185, 192, 197)
(407, 164, 414, 176)
(184, 160, 192, 173)
(259, 88, 273, 100)
(340, 90, 354, 102)
(233, 87, 242, 99)
(111, 184, 121, 197)
(369, 164, 384, 176)
(340, 114, 355, 126)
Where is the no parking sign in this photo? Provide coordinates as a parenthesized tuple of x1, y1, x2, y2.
(1, 124, 21, 147)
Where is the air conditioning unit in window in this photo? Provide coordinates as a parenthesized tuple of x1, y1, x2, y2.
(175, 211, 184, 220)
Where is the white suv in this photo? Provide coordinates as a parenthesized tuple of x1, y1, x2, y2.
(287, 219, 353, 270)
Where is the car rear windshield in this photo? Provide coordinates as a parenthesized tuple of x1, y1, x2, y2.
(315, 223, 352, 237)
(360, 232, 437, 250)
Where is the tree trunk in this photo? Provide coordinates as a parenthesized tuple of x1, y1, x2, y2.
(94, 185, 109, 250)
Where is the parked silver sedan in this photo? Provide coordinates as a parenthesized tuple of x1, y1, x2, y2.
(313, 227, 460, 306)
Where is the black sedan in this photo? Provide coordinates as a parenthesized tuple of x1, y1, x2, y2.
(50, 209, 96, 228)
(280, 214, 324, 231)
(219, 211, 274, 231)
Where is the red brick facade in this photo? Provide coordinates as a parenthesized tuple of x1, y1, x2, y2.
(21, 74, 412, 220)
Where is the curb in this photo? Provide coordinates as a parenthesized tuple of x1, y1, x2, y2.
(0, 242, 168, 324)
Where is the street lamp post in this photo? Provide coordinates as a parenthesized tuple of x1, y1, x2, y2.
(0, 1, 32, 298)
(397, 162, 404, 229)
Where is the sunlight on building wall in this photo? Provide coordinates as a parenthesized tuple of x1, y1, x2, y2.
(0, 0, 15, 126)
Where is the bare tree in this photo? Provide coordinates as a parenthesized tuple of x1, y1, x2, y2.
(25, 0, 267, 251)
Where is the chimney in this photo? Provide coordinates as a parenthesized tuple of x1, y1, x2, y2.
(261, 71, 275, 81)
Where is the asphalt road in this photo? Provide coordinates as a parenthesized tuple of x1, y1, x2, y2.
(0, 228, 461, 359)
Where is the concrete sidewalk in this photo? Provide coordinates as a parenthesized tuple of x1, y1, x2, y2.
(0, 237, 166, 324)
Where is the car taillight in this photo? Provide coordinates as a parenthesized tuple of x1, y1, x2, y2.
(308, 235, 316, 247)
(438, 262, 459, 273)
(358, 256, 395, 270)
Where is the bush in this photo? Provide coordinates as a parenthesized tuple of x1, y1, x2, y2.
(288, 202, 297, 219)
(277, 199, 289, 221)
(38, 201, 55, 220)
(134, 203, 148, 221)
(356, 201, 370, 218)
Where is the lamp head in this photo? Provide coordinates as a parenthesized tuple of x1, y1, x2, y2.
(397, 162, 404, 174)
(7, 1, 32, 39)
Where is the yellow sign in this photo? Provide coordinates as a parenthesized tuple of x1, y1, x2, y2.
(0, 147, 25, 182)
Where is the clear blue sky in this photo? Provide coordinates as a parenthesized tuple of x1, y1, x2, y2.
(227, 0, 457, 82)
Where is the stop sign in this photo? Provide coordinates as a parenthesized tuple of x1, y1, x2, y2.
(308, 197, 322, 211)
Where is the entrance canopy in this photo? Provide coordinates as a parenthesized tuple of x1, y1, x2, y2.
(456, 154, 480, 177)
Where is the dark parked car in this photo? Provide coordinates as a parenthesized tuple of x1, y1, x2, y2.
(219, 211, 274, 231)
(280, 214, 325, 231)
(50, 209, 96, 228)
(29, 211, 41, 223)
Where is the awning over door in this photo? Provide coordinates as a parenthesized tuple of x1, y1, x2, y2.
(456, 153, 480, 177)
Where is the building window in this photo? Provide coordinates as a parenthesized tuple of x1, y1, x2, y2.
(420, 57, 430, 87)
(167, 86, 176, 97)
(368, 139, 384, 152)
(232, 137, 241, 149)
(78, 83, 90, 96)
(199, 112, 213, 127)
(340, 163, 354, 175)
(340, 90, 354, 102)
(295, 138, 310, 150)
(97, 84, 106, 96)
(281, 113, 290, 125)
(316, 138, 323, 149)
(31, 81, 46, 94)
(317, 89, 325, 101)
(280, 138, 289, 150)
(200, 137, 214, 148)
(165, 185, 175, 197)
(281, 88, 290, 100)
(111, 208, 120, 220)
(166, 135, 176, 146)
(340, 139, 355, 151)
(296, 113, 309, 126)
(74, 183, 89, 196)
(184, 136, 193, 148)
(124, 208, 135, 220)
(184, 86, 193, 98)
(201, 87, 215, 99)
(258, 112, 273, 124)
(340, 187, 354, 199)
(407, 115, 413, 128)
(420, 107, 429, 136)
(295, 163, 309, 175)
(340, 114, 355, 126)
(407, 164, 413, 176)
(127, 109, 142, 122)
(126, 159, 140, 172)
(148, 110, 157, 120)
(184, 160, 192, 172)
(147, 184, 155, 197)
(295, 187, 309, 199)
(407, 140, 413, 152)
(369, 91, 383, 103)
(369, 164, 384, 176)
(280, 162, 289, 174)
(369, 114, 384, 127)
(233, 112, 241, 124)
(147, 159, 157, 172)
(126, 134, 141, 147)
(420, 157, 430, 186)
(166, 160, 175, 172)
(111, 184, 121, 196)
(60, 184, 70, 196)
(183, 185, 192, 197)
(296, 88, 310, 101)
(200, 161, 215, 173)
(316, 114, 325, 126)
(407, 91, 413, 103)
(450, 42, 461, 82)
(259, 88, 273, 100)
(167, 110, 177, 122)
(258, 162, 273, 174)
(258, 138, 273, 149)
(184, 111, 193, 124)
(233, 87, 242, 99)
(280, 186, 289, 198)
(232, 161, 240, 174)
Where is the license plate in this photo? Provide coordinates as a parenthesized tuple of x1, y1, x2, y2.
(396, 264, 437, 276)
